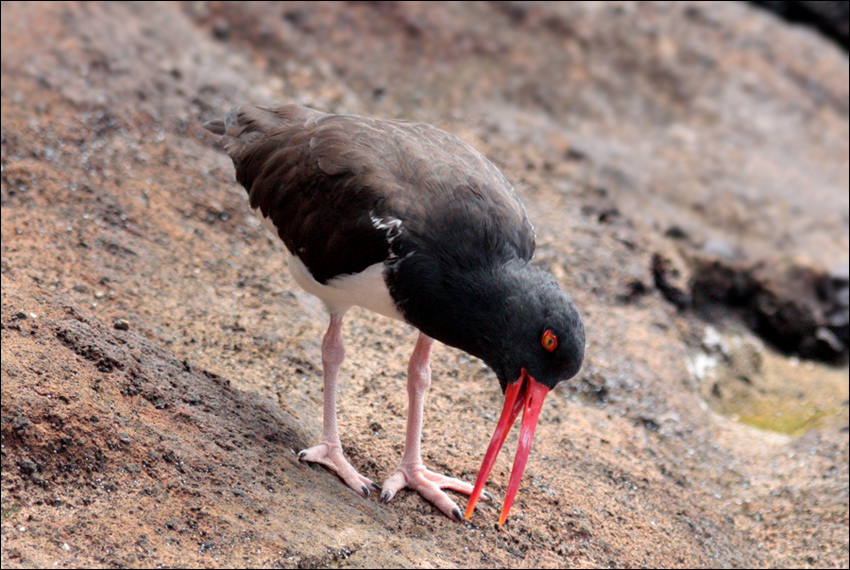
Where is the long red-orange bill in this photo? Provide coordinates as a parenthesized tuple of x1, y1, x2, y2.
(498, 378, 549, 525)
(464, 369, 550, 525)
(464, 371, 527, 519)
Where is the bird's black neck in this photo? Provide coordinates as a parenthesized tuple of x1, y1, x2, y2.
(387, 254, 536, 380)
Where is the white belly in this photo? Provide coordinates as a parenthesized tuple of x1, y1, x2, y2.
(288, 256, 405, 321)
(255, 209, 404, 320)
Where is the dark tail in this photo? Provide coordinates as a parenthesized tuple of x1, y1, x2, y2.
(203, 104, 323, 162)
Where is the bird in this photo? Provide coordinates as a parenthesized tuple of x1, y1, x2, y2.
(204, 104, 585, 525)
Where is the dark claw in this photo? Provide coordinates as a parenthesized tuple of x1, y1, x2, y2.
(371, 481, 382, 491)
(482, 490, 494, 501)
(381, 491, 392, 503)
(361, 485, 370, 498)
(451, 507, 462, 522)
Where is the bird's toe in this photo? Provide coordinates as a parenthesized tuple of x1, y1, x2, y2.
(337, 465, 375, 498)
(423, 470, 476, 496)
(416, 482, 463, 521)
(297, 442, 331, 463)
(380, 464, 472, 521)
(298, 441, 374, 498)
(380, 470, 407, 503)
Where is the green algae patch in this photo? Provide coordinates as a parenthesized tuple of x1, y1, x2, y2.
(693, 327, 849, 436)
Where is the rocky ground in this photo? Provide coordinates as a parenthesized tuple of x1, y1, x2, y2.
(1, 2, 848, 568)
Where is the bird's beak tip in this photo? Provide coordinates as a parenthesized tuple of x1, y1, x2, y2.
(465, 370, 550, 524)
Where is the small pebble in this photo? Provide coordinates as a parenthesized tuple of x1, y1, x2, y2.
(113, 319, 129, 331)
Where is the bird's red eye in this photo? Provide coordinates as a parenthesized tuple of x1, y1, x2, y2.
(541, 330, 557, 352)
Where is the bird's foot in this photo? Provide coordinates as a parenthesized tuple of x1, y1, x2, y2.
(380, 462, 493, 521)
(298, 442, 378, 498)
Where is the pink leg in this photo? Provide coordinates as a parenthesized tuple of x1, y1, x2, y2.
(298, 312, 376, 497)
(380, 333, 491, 520)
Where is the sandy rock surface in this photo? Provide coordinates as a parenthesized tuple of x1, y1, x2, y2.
(2, 2, 847, 568)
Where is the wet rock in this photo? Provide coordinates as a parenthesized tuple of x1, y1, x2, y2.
(695, 324, 847, 435)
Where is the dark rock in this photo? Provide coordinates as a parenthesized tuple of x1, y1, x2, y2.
(688, 256, 849, 363)
(617, 279, 650, 305)
(652, 253, 691, 309)
(212, 18, 231, 41)
(664, 225, 689, 240)
(17, 459, 37, 474)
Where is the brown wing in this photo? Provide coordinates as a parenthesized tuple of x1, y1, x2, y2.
(206, 104, 534, 283)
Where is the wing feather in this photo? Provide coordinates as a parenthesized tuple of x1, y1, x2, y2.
(205, 104, 534, 283)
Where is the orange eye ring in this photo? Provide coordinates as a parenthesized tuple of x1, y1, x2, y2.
(541, 330, 558, 352)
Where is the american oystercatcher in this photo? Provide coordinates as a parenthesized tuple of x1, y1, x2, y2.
(204, 104, 585, 525)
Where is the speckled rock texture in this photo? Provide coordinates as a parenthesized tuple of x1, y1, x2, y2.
(2, 2, 847, 568)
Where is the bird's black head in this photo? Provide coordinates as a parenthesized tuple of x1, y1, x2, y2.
(480, 262, 585, 394)
(464, 260, 584, 525)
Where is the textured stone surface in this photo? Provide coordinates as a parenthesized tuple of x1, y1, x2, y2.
(2, 2, 847, 568)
